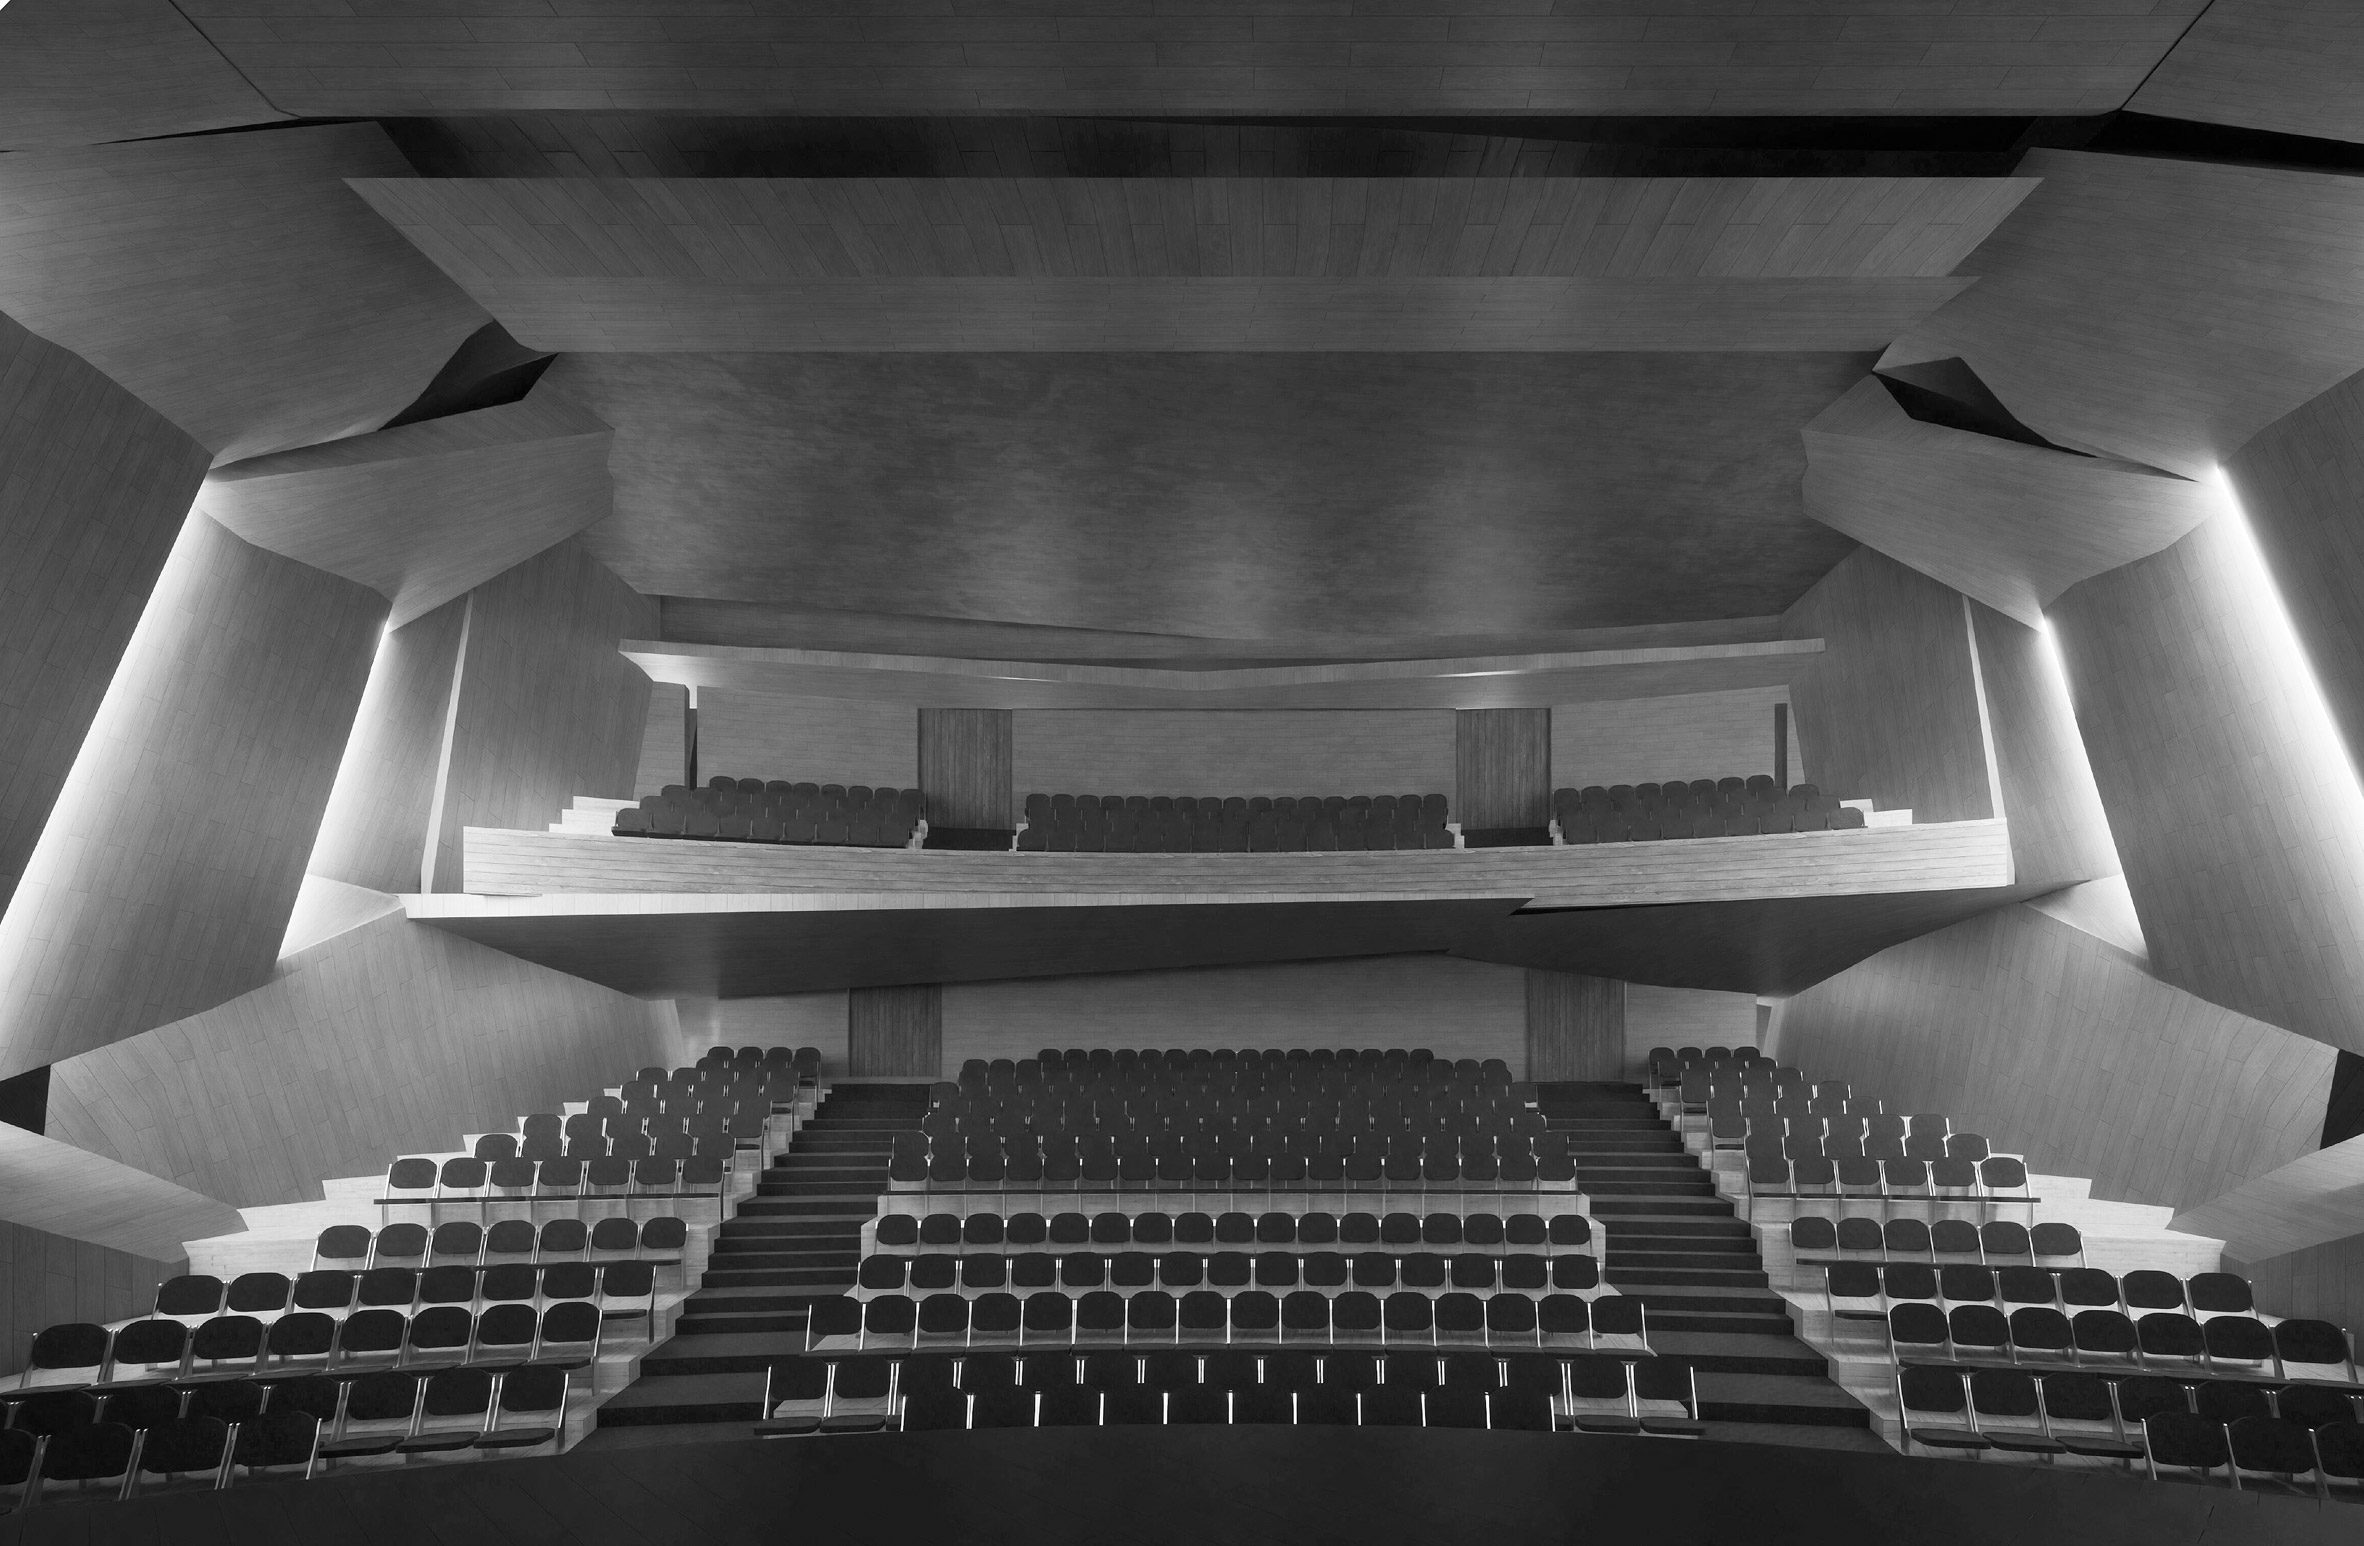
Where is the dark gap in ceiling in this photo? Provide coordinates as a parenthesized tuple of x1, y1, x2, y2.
(2323, 1050, 2364, 1148)
(0, 1065, 48, 1136)
(2084, 112, 2364, 178)
(119, 116, 372, 143)
(380, 322, 554, 431)
(381, 114, 2106, 181)
(1874, 358, 2086, 456)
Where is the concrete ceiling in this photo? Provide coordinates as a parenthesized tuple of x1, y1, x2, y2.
(551, 350, 1869, 639)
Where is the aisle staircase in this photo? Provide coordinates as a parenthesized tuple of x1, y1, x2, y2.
(582, 1083, 931, 1441)
(1538, 1082, 1882, 1449)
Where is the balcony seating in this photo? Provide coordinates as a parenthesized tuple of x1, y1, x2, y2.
(1015, 793, 1452, 854)
(613, 778, 921, 848)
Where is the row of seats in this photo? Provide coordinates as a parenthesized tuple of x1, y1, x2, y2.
(806, 1288, 1644, 1352)
(1552, 779, 1854, 840)
(1896, 1365, 2364, 1493)
(761, 1349, 1695, 1437)
(0, 1365, 570, 1505)
(614, 779, 922, 847)
(381, 1155, 730, 1213)
(852, 1250, 1606, 1297)
(873, 1209, 1596, 1250)
(1017, 792, 1453, 853)
(1879, 1301, 2345, 1382)
(1788, 1215, 2083, 1267)
(1744, 1154, 2033, 1207)
(311, 1217, 687, 1273)
(891, 1149, 1583, 1192)
(1830, 1264, 2252, 1321)
(16, 1298, 630, 1390)
(957, 1047, 1519, 1085)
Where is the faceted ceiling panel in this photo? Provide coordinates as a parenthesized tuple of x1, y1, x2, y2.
(552, 350, 1867, 641)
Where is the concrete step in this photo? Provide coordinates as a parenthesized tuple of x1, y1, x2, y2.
(594, 1372, 765, 1427)
(640, 1331, 807, 1376)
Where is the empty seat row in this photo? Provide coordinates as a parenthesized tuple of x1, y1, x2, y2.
(1017, 792, 1452, 854)
(310, 1217, 687, 1274)
(0, 1365, 571, 1506)
(14, 1300, 629, 1390)
(891, 1150, 1582, 1192)
(1745, 1154, 2031, 1208)
(1876, 1302, 2350, 1383)
(807, 1288, 1646, 1353)
(1552, 779, 1862, 844)
(615, 779, 921, 847)
(1788, 1216, 2081, 1267)
(875, 1209, 1594, 1251)
(381, 1156, 729, 1213)
(1828, 1263, 2250, 1321)
(853, 1250, 1603, 1297)
(765, 1348, 1695, 1437)
(1896, 1365, 2364, 1493)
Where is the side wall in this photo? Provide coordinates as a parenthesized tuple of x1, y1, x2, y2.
(1783, 546, 1993, 823)
(43, 908, 676, 1207)
(0, 515, 385, 1079)
(1626, 983, 1758, 1071)
(306, 598, 467, 895)
(0, 1222, 173, 1379)
(432, 540, 656, 890)
(1775, 902, 2333, 1210)
(2052, 513, 2364, 1052)
(1550, 687, 1798, 791)
(696, 694, 917, 792)
(0, 310, 212, 917)
(1970, 602, 2122, 892)
(1012, 710, 1455, 800)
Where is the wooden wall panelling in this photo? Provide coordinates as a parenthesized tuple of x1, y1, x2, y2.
(626, 637, 1821, 713)
(0, 125, 488, 463)
(1801, 375, 2218, 625)
(1968, 604, 2122, 895)
(661, 994, 850, 1076)
(306, 598, 467, 897)
(43, 908, 676, 1208)
(414, 895, 1527, 1001)
(2233, 1233, 2364, 1360)
(1455, 709, 1551, 830)
(433, 541, 657, 893)
(0, 1123, 243, 1262)
(355, 175, 2038, 285)
(0, 516, 385, 1081)
(192, 8, 2193, 120)
(2129, 0, 2364, 144)
(0, 1221, 174, 1380)
(0, 310, 213, 916)
(1625, 983, 1757, 1070)
(848, 985, 943, 1078)
(699, 695, 919, 791)
(2052, 515, 2364, 1052)
(941, 957, 1525, 1068)
(2170, 1135, 2364, 1268)
(0, 0, 285, 150)
(550, 351, 1862, 641)
(1549, 687, 1797, 792)
(1781, 547, 1994, 822)
(918, 708, 1014, 831)
(1012, 711, 1454, 801)
(1775, 902, 2335, 1211)
(1900, 151, 2364, 480)
(461, 818, 2012, 909)
(2228, 366, 2364, 803)
(200, 386, 617, 628)
(387, 275, 1970, 355)
(637, 684, 688, 799)
(1522, 970, 1624, 1083)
